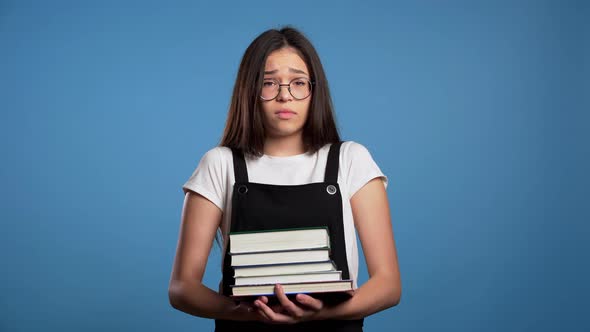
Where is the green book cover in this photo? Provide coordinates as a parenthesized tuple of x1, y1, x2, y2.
(229, 226, 332, 252)
(229, 225, 329, 235)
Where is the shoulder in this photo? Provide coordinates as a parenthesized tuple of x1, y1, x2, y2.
(339, 140, 388, 197)
(183, 146, 233, 209)
(187, 146, 234, 182)
(198, 146, 233, 166)
(341, 140, 370, 153)
(340, 140, 375, 166)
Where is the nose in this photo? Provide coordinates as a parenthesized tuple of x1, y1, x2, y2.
(276, 84, 292, 102)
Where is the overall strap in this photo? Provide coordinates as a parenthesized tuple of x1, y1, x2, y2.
(231, 148, 249, 183)
(324, 141, 343, 183)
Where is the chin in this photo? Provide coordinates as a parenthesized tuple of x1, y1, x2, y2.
(269, 127, 304, 138)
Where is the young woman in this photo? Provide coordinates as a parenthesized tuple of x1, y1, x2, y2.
(169, 26, 401, 331)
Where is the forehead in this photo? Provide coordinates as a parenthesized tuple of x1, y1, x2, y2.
(264, 48, 309, 74)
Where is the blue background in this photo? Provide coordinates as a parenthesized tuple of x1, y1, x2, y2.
(1, 0, 588, 331)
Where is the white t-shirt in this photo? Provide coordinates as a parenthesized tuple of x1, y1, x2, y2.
(182, 140, 388, 289)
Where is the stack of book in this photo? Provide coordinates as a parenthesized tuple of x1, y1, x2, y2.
(229, 227, 353, 303)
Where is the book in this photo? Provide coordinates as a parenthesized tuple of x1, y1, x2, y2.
(230, 280, 354, 306)
(232, 290, 354, 306)
(233, 261, 336, 277)
(227, 227, 352, 307)
(234, 271, 342, 286)
(231, 279, 353, 296)
(229, 226, 330, 254)
(230, 248, 330, 267)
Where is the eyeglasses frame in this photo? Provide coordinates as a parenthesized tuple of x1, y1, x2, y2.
(259, 77, 315, 101)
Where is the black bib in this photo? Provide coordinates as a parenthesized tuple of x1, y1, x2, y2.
(215, 141, 364, 331)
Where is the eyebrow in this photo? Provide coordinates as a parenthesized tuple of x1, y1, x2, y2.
(264, 67, 309, 76)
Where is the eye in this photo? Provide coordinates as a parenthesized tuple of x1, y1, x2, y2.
(263, 81, 277, 87)
(292, 79, 307, 86)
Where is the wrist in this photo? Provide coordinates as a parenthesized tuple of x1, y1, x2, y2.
(218, 298, 241, 320)
(313, 294, 360, 321)
(225, 300, 262, 322)
(313, 304, 336, 321)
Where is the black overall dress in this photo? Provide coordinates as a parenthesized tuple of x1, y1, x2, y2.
(214, 141, 364, 332)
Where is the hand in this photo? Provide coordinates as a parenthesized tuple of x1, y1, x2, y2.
(231, 301, 266, 322)
(253, 284, 324, 324)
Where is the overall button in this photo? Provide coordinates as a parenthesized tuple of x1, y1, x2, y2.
(237, 185, 248, 194)
(326, 185, 337, 195)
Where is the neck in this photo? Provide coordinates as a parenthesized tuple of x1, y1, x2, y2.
(263, 134, 306, 157)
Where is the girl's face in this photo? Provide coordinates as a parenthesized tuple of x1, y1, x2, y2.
(260, 47, 312, 140)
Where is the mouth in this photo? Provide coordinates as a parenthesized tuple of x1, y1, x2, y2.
(275, 108, 297, 119)
(275, 108, 296, 115)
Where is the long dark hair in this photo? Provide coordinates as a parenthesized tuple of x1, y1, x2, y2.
(219, 26, 340, 157)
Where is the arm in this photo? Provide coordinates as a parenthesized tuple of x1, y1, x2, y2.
(168, 191, 259, 321)
(254, 177, 401, 323)
(316, 177, 401, 320)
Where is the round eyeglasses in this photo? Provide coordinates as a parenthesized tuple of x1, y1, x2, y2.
(260, 78, 314, 101)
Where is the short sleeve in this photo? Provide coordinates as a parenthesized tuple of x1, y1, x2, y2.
(343, 141, 388, 199)
(182, 147, 226, 212)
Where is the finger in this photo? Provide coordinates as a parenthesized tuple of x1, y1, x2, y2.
(275, 284, 305, 320)
(254, 300, 271, 321)
(255, 296, 268, 305)
(295, 293, 324, 311)
(256, 307, 271, 321)
(258, 295, 280, 313)
(258, 295, 284, 314)
(255, 299, 292, 324)
(270, 303, 285, 313)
